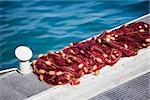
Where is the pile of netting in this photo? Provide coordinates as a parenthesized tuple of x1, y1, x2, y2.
(32, 22, 150, 85)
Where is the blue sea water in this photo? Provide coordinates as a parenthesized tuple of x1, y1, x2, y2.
(0, 0, 149, 70)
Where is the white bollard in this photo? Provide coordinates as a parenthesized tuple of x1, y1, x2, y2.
(19, 61, 32, 74)
(15, 46, 33, 74)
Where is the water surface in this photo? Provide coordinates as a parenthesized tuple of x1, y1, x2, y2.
(0, 1, 149, 70)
